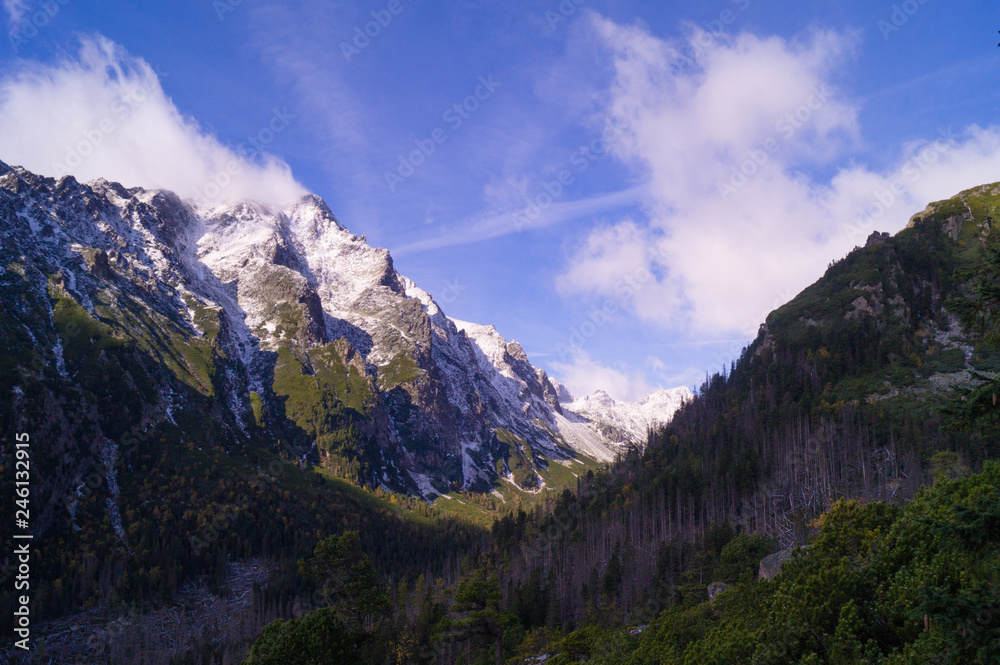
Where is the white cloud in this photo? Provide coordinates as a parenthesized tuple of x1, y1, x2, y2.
(646, 356, 666, 371)
(0, 35, 306, 207)
(550, 348, 655, 402)
(557, 16, 1000, 336)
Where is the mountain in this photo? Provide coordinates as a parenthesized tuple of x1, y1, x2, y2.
(494, 186, 1000, 665)
(7, 160, 1000, 664)
(0, 158, 693, 662)
(561, 386, 693, 446)
(450, 181, 1000, 638)
(234, 180, 1000, 665)
(449, 319, 657, 464)
(0, 159, 678, 512)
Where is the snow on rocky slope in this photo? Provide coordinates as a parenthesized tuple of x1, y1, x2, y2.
(562, 387, 693, 448)
(0, 158, 688, 496)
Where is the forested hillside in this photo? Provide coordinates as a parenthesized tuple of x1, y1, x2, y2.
(503, 460, 1000, 664)
(240, 184, 1000, 664)
(0, 160, 594, 663)
(5, 167, 1000, 665)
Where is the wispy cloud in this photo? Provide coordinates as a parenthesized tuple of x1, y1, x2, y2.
(252, 3, 373, 164)
(3, 0, 28, 32)
(392, 185, 645, 255)
(246, 2, 397, 228)
(0, 35, 305, 206)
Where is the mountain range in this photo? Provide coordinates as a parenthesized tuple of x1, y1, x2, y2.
(6, 158, 1000, 664)
(0, 158, 688, 513)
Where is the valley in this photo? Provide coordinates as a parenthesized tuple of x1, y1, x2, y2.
(3, 161, 1000, 663)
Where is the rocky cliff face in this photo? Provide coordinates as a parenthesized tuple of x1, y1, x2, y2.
(1, 160, 657, 505)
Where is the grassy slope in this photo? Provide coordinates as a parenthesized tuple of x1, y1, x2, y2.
(434, 454, 606, 526)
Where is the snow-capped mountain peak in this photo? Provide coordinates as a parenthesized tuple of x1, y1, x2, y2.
(0, 158, 690, 498)
(565, 386, 693, 447)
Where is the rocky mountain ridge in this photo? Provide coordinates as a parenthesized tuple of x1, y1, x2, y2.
(0, 159, 685, 507)
(562, 386, 693, 446)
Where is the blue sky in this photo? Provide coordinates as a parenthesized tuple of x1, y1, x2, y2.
(2, 0, 1000, 400)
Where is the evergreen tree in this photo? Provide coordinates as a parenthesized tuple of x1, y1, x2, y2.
(450, 568, 515, 665)
(298, 530, 392, 629)
(243, 608, 367, 665)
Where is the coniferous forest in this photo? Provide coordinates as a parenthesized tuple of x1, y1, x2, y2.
(3, 183, 1000, 664)
(224, 193, 1000, 662)
(2, 7, 1000, 664)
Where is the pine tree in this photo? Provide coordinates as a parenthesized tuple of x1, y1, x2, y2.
(297, 531, 391, 629)
(450, 568, 515, 665)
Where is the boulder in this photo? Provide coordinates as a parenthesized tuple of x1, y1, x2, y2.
(707, 581, 729, 602)
(759, 547, 796, 580)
